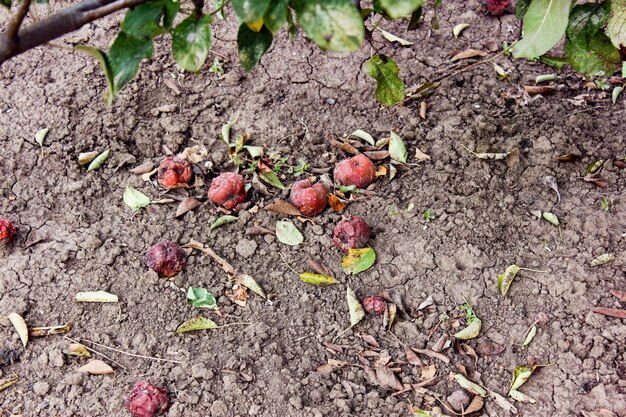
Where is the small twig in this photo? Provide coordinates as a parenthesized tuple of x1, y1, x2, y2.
(278, 252, 298, 275)
(63, 336, 129, 371)
(7, 0, 32, 40)
(78, 337, 186, 364)
(387, 330, 406, 348)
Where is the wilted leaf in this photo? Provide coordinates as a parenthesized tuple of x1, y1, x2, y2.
(453, 23, 470, 37)
(453, 303, 481, 340)
(498, 264, 521, 297)
(275, 220, 304, 246)
(591, 253, 615, 267)
(299, 272, 338, 285)
(265, 199, 302, 216)
(453, 373, 488, 397)
(386, 303, 397, 330)
(29, 324, 70, 337)
(78, 151, 100, 166)
(236, 274, 266, 298)
(328, 194, 347, 213)
(542, 212, 559, 226)
(7, 313, 28, 348)
(389, 132, 408, 163)
(64, 343, 91, 358)
(493, 62, 509, 79)
(87, 149, 110, 171)
(476, 340, 505, 356)
(210, 215, 238, 231)
(176, 197, 202, 217)
(187, 287, 218, 309)
(451, 49, 487, 61)
(176, 316, 219, 333)
(375, 25, 413, 46)
(123, 186, 151, 212)
(414, 147, 431, 162)
(509, 364, 540, 398)
(349, 129, 375, 146)
(346, 286, 365, 327)
(342, 247, 376, 275)
(78, 359, 114, 375)
(0, 375, 18, 392)
(375, 366, 403, 390)
(519, 325, 537, 347)
(75, 291, 119, 303)
(366, 55, 405, 106)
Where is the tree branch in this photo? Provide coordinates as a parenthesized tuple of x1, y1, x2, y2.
(0, 0, 149, 65)
(6, 0, 32, 40)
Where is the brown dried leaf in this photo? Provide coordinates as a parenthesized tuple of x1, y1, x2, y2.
(322, 341, 344, 354)
(359, 333, 380, 348)
(164, 78, 181, 95)
(592, 307, 626, 319)
(465, 395, 485, 414)
(245, 226, 275, 236)
(306, 258, 333, 276)
(405, 347, 422, 366)
(130, 161, 155, 175)
(523, 85, 557, 95)
(29, 323, 71, 337)
(475, 340, 505, 356)
(178, 145, 208, 164)
(375, 165, 387, 177)
(583, 174, 608, 188)
(328, 194, 347, 213)
(556, 153, 582, 162)
(375, 366, 403, 391)
(451, 49, 487, 61)
(141, 168, 158, 181)
(412, 348, 450, 364)
(330, 137, 359, 155)
(458, 343, 478, 364)
(420, 364, 437, 380)
(431, 334, 449, 353)
(610, 289, 626, 302)
(420, 101, 428, 119)
(364, 150, 390, 160)
(265, 199, 302, 216)
(78, 359, 114, 375)
(176, 197, 202, 217)
(414, 147, 431, 162)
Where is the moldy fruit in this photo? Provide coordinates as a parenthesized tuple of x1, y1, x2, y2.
(207, 172, 247, 209)
(126, 380, 169, 417)
(289, 179, 328, 217)
(333, 216, 370, 251)
(145, 241, 187, 277)
(157, 156, 193, 189)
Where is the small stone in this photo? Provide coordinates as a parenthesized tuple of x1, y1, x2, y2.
(64, 372, 86, 386)
(33, 381, 50, 396)
(49, 349, 65, 367)
(447, 389, 470, 412)
(235, 239, 258, 259)
(210, 400, 228, 416)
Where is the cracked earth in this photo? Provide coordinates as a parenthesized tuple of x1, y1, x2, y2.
(1, 0, 625, 416)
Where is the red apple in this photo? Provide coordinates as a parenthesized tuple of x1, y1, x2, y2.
(207, 172, 247, 209)
(363, 296, 386, 315)
(333, 216, 370, 251)
(126, 380, 169, 417)
(289, 179, 328, 217)
(0, 219, 16, 243)
(145, 241, 187, 277)
(486, 0, 510, 15)
(334, 154, 376, 188)
(157, 156, 193, 189)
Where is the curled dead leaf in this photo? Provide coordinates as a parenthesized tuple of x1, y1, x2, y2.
(130, 161, 155, 175)
(78, 359, 114, 375)
(451, 49, 487, 61)
(176, 197, 202, 217)
(328, 194, 347, 213)
(524, 85, 557, 95)
(364, 150, 390, 160)
(265, 199, 302, 216)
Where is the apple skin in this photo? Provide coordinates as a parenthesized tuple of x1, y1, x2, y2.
(333, 154, 376, 188)
(333, 216, 370, 251)
(157, 156, 193, 189)
(126, 380, 169, 417)
(144, 241, 187, 277)
(363, 296, 386, 315)
(289, 179, 328, 217)
(0, 219, 16, 243)
(207, 172, 247, 209)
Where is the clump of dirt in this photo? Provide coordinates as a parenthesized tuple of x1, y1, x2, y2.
(0, 1, 625, 417)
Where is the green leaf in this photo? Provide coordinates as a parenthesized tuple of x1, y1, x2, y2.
(516, 0, 532, 19)
(542, 211, 559, 226)
(590, 253, 616, 267)
(498, 264, 520, 297)
(389, 131, 408, 163)
(292, 0, 364, 52)
(349, 129, 375, 146)
(209, 215, 238, 231)
(35, 128, 49, 148)
(379, 0, 423, 19)
(512, 0, 572, 59)
(346, 286, 365, 327)
(366, 55, 405, 106)
(237, 24, 273, 71)
(0, 0, 11, 8)
(107, 32, 153, 100)
(264, 0, 289, 34)
(275, 220, 304, 246)
(453, 373, 488, 397)
(121, 0, 180, 37)
(539, 54, 568, 69)
(233, 0, 270, 24)
(75, 45, 115, 104)
(87, 149, 110, 171)
(123, 186, 151, 212)
(214, 0, 226, 19)
(187, 287, 218, 309)
(172, 14, 212, 72)
(244, 145, 264, 158)
(613, 85, 624, 103)
(564, 2, 619, 76)
(258, 170, 285, 190)
(176, 316, 219, 333)
(236, 274, 266, 298)
(299, 272, 338, 285)
(607, 0, 626, 49)
(342, 247, 376, 275)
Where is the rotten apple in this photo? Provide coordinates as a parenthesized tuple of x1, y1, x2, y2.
(333, 216, 370, 251)
(126, 380, 169, 417)
(363, 296, 386, 315)
(207, 172, 247, 209)
(333, 154, 376, 188)
(145, 241, 187, 277)
(157, 155, 193, 189)
(0, 219, 16, 244)
(289, 179, 328, 217)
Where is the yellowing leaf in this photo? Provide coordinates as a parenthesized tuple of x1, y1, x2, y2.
(498, 264, 520, 297)
(542, 211, 559, 226)
(346, 286, 365, 327)
(123, 186, 151, 212)
(590, 253, 615, 267)
(453, 303, 481, 340)
(246, 17, 264, 32)
(235, 274, 266, 298)
(299, 272, 338, 285)
(453, 373, 488, 397)
(0, 374, 18, 392)
(176, 316, 219, 333)
(342, 247, 376, 275)
(29, 324, 71, 337)
(8, 313, 28, 348)
(64, 343, 92, 358)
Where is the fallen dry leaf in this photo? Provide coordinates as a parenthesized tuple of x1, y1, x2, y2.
(523, 85, 557, 95)
(375, 366, 403, 390)
(306, 258, 333, 276)
(265, 199, 302, 216)
(328, 194, 347, 213)
(364, 150, 390, 160)
(419, 101, 428, 119)
(610, 289, 626, 302)
(163, 78, 181, 95)
(592, 307, 626, 319)
(176, 197, 202, 217)
(245, 226, 274, 236)
(330, 137, 359, 155)
(414, 147, 431, 162)
(405, 347, 422, 366)
(130, 161, 155, 175)
(322, 341, 344, 354)
(583, 174, 608, 188)
(451, 49, 487, 61)
(420, 364, 437, 380)
(178, 145, 208, 163)
(29, 324, 71, 337)
(412, 348, 450, 364)
(78, 360, 114, 375)
(475, 340, 505, 356)
(375, 165, 387, 177)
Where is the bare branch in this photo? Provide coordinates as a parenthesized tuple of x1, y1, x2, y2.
(0, 0, 149, 65)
